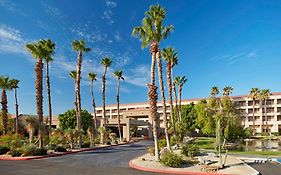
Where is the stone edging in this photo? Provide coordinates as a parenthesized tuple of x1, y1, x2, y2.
(128, 156, 234, 175)
(0, 141, 133, 161)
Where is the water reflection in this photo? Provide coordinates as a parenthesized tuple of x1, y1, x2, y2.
(241, 138, 280, 151)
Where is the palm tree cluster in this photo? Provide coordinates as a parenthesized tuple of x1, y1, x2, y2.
(248, 88, 271, 134)
(132, 4, 188, 160)
(0, 76, 20, 135)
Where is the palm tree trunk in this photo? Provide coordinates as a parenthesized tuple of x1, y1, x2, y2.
(178, 86, 182, 121)
(156, 54, 170, 150)
(75, 50, 83, 148)
(35, 59, 44, 148)
(90, 80, 97, 134)
(252, 99, 255, 134)
(1, 89, 8, 135)
(117, 79, 122, 142)
(101, 67, 108, 144)
(171, 69, 179, 123)
(167, 61, 176, 136)
(149, 43, 159, 160)
(46, 62, 52, 137)
(14, 88, 19, 134)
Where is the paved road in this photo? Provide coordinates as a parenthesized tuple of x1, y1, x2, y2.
(0, 141, 170, 175)
(249, 162, 281, 175)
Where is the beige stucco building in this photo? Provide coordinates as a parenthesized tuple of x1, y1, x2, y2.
(95, 92, 281, 140)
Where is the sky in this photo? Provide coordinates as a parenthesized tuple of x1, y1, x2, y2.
(1, 0, 281, 115)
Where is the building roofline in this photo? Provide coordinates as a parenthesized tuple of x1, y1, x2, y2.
(96, 92, 281, 108)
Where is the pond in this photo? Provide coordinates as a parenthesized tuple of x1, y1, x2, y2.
(241, 138, 281, 151)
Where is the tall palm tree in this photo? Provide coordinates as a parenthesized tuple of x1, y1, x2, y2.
(88, 72, 98, 133)
(10, 79, 20, 133)
(0, 76, 12, 135)
(72, 40, 91, 148)
(162, 47, 178, 144)
(26, 40, 49, 148)
(211, 86, 219, 97)
(113, 70, 124, 142)
(69, 71, 78, 113)
(259, 89, 271, 134)
(171, 55, 179, 122)
(42, 40, 55, 137)
(100, 57, 112, 144)
(174, 76, 187, 121)
(132, 4, 173, 161)
(249, 88, 260, 134)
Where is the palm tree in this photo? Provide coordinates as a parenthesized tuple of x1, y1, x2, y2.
(72, 40, 91, 148)
(0, 76, 12, 135)
(174, 76, 187, 121)
(211, 86, 219, 97)
(69, 70, 78, 113)
(249, 88, 260, 134)
(88, 72, 98, 133)
(113, 70, 124, 142)
(223, 86, 233, 96)
(259, 89, 271, 134)
(132, 4, 173, 161)
(10, 79, 20, 133)
(42, 40, 55, 137)
(162, 47, 177, 137)
(171, 55, 179, 122)
(100, 57, 112, 144)
(26, 40, 50, 148)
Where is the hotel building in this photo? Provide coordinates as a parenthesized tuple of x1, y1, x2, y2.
(96, 92, 281, 140)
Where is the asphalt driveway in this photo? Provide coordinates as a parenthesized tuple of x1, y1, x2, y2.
(0, 141, 170, 175)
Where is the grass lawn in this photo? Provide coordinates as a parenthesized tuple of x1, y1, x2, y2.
(194, 137, 215, 149)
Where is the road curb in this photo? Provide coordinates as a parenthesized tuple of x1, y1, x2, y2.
(0, 141, 133, 161)
(129, 158, 233, 175)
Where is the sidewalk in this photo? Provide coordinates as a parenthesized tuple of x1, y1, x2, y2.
(129, 153, 260, 175)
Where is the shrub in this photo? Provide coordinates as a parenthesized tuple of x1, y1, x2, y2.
(35, 148, 47, 155)
(158, 139, 167, 149)
(54, 146, 67, 152)
(94, 138, 100, 145)
(160, 151, 185, 168)
(0, 134, 25, 148)
(0, 146, 10, 155)
(181, 143, 199, 157)
(109, 133, 117, 144)
(21, 145, 37, 156)
(170, 135, 180, 146)
(10, 149, 23, 157)
(82, 142, 90, 148)
(147, 146, 155, 156)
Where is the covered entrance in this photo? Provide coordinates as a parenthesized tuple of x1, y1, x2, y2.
(107, 108, 159, 141)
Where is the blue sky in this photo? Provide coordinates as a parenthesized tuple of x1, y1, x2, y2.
(1, 0, 281, 115)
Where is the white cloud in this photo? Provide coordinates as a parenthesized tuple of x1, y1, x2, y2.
(102, 0, 117, 25)
(105, 0, 117, 8)
(211, 51, 258, 65)
(0, 24, 27, 55)
(41, 1, 64, 19)
(124, 65, 150, 87)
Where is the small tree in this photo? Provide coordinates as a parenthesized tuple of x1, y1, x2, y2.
(87, 126, 94, 147)
(24, 116, 38, 145)
(58, 109, 92, 132)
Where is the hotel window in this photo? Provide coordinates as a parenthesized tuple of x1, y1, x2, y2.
(157, 106, 163, 110)
(238, 101, 246, 106)
(278, 107, 281, 113)
(248, 109, 253, 114)
(266, 107, 274, 113)
(248, 116, 253, 121)
(278, 115, 281, 121)
(266, 99, 274, 105)
(111, 109, 117, 113)
(112, 115, 117, 119)
(248, 101, 253, 106)
(120, 108, 126, 112)
(278, 99, 281, 104)
(106, 110, 110, 113)
(97, 110, 102, 114)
